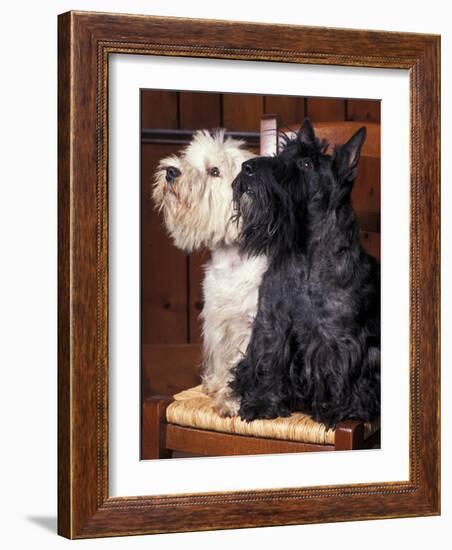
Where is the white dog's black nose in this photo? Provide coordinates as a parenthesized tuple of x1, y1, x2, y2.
(166, 166, 181, 183)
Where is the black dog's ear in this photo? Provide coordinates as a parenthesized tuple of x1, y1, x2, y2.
(334, 126, 366, 183)
(297, 118, 316, 146)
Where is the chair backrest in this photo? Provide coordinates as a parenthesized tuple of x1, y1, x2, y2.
(261, 115, 380, 157)
(260, 114, 281, 156)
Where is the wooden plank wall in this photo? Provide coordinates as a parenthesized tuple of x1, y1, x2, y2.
(141, 90, 380, 397)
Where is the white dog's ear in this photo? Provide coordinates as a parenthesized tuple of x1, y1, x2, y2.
(297, 118, 316, 146)
(212, 128, 225, 141)
(192, 129, 209, 141)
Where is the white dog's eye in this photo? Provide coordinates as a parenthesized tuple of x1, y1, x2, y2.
(208, 167, 221, 177)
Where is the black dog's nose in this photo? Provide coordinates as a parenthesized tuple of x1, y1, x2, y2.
(165, 166, 181, 183)
(242, 162, 254, 176)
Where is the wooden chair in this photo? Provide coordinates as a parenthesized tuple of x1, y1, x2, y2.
(142, 392, 380, 459)
(141, 115, 381, 460)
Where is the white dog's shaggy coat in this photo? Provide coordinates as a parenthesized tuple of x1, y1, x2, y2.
(152, 130, 267, 416)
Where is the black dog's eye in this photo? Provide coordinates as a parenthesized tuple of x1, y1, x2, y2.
(298, 158, 313, 171)
(208, 167, 221, 177)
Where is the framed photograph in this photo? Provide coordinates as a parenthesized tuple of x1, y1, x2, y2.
(58, 11, 440, 538)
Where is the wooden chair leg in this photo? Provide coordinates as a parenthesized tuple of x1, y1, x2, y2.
(141, 396, 173, 459)
(334, 420, 365, 451)
(363, 429, 381, 449)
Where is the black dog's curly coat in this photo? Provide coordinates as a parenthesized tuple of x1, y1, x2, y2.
(230, 119, 380, 428)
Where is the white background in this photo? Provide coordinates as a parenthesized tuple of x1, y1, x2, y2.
(0, 0, 449, 548)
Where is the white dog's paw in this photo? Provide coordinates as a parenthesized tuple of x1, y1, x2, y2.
(213, 396, 240, 418)
(201, 380, 217, 397)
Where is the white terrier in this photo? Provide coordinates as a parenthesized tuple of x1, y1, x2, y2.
(152, 130, 267, 416)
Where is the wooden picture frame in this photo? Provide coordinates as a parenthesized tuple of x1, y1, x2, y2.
(58, 11, 440, 538)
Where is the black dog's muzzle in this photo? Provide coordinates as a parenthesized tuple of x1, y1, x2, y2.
(234, 160, 259, 198)
(242, 162, 254, 177)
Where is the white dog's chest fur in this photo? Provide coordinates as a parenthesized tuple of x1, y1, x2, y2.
(200, 245, 267, 413)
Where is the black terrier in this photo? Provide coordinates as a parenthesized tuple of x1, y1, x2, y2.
(230, 119, 380, 428)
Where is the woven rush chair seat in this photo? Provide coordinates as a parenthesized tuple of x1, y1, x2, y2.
(166, 385, 379, 446)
